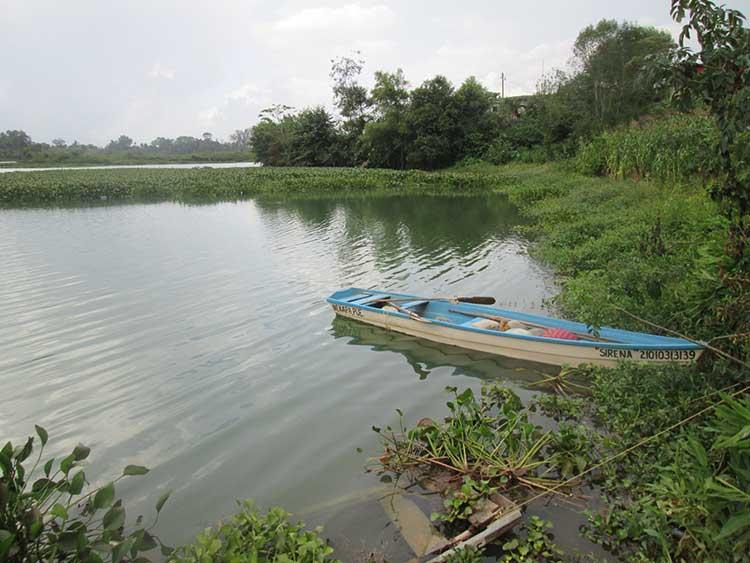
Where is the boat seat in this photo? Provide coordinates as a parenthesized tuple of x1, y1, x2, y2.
(400, 300, 428, 309)
(352, 294, 390, 305)
(341, 293, 372, 303)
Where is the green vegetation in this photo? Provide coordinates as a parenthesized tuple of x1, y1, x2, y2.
(249, 20, 673, 170)
(0, 166, 500, 205)
(0, 151, 252, 168)
(169, 502, 337, 563)
(2, 1, 747, 561)
(575, 113, 721, 183)
(1, 428, 338, 562)
(376, 385, 576, 498)
(500, 517, 563, 563)
(0, 130, 252, 167)
(0, 426, 171, 562)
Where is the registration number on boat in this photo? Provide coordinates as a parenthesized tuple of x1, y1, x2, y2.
(597, 348, 697, 361)
(332, 304, 364, 318)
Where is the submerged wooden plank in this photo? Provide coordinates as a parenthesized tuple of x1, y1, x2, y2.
(379, 494, 449, 557)
(426, 505, 522, 562)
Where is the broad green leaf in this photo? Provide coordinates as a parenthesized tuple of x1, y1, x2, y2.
(59, 453, 76, 475)
(103, 505, 126, 531)
(43, 458, 54, 476)
(31, 477, 55, 494)
(111, 537, 135, 563)
(123, 465, 149, 476)
(93, 482, 115, 510)
(35, 425, 48, 447)
(137, 531, 158, 551)
(503, 538, 519, 551)
(155, 490, 172, 513)
(51, 503, 69, 520)
(14, 437, 33, 463)
(69, 470, 86, 495)
(73, 443, 91, 461)
(0, 452, 11, 478)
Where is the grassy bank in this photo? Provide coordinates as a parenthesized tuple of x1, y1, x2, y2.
(397, 162, 748, 561)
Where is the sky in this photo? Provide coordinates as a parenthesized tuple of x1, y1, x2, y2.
(1, 0, 746, 146)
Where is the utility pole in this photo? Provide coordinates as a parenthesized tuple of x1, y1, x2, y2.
(501, 72, 505, 98)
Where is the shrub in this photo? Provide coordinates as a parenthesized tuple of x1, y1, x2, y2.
(169, 501, 338, 563)
(0, 426, 170, 562)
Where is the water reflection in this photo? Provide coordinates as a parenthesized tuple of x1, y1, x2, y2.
(330, 316, 556, 382)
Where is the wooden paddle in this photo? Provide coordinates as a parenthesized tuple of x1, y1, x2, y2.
(385, 302, 431, 323)
(378, 296, 496, 305)
(449, 309, 612, 342)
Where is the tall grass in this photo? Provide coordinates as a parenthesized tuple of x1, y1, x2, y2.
(575, 113, 722, 184)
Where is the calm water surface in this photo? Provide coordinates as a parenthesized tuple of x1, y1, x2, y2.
(0, 194, 582, 558)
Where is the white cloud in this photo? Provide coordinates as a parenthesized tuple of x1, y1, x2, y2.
(148, 62, 176, 80)
(226, 83, 267, 105)
(199, 106, 223, 124)
(198, 82, 274, 129)
(272, 3, 396, 33)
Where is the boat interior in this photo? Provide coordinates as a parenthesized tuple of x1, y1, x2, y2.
(329, 288, 703, 349)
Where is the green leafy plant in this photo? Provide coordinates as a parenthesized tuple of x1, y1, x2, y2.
(169, 501, 338, 563)
(0, 426, 170, 562)
(500, 516, 563, 562)
(431, 476, 495, 524)
(375, 385, 561, 498)
(443, 544, 484, 563)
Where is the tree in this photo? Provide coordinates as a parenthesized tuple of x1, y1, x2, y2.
(105, 135, 134, 151)
(150, 137, 174, 152)
(362, 69, 410, 168)
(250, 105, 298, 166)
(202, 132, 213, 142)
(0, 130, 32, 158)
(667, 0, 750, 293)
(453, 76, 498, 158)
(229, 128, 252, 148)
(289, 107, 339, 167)
(564, 20, 675, 134)
(405, 75, 458, 169)
(330, 52, 370, 123)
(51, 138, 67, 148)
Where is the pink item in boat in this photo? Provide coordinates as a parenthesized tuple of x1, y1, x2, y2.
(542, 327, 579, 340)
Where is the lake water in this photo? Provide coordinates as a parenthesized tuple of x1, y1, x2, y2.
(1, 194, 595, 559)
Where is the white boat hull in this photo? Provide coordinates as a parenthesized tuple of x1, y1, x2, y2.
(331, 304, 702, 368)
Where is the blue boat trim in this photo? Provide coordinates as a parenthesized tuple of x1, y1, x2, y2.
(327, 287, 703, 351)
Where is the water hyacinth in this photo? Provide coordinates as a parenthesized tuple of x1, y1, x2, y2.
(0, 167, 497, 206)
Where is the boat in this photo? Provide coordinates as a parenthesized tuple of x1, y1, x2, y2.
(327, 287, 704, 368)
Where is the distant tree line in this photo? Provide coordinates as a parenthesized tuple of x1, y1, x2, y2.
(0, 129, 253, 161)
(250, 20, 676, 169)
